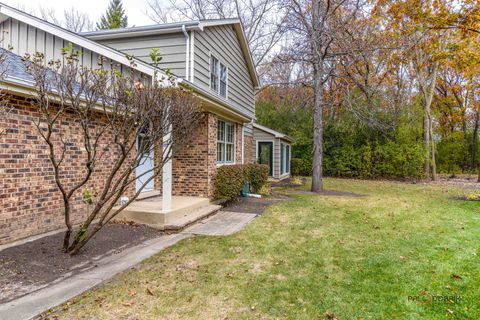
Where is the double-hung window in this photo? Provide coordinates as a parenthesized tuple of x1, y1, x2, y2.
(217, 120, 235, 163)
(210, 55, 228, 98)
(281, 143, 291, 175)
(210, 56, 219, 92)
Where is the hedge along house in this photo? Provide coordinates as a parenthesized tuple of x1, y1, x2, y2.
(0, 3, 259, 245)
(253, 123, 294, 180)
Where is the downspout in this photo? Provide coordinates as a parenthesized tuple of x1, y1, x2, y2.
(182, 24, 190, 81)
(241, 125, 245, 164)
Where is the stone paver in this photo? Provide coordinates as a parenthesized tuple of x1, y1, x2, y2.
(182, 211, 258, 236)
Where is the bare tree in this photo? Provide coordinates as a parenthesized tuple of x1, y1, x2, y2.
(410, 34, 447, 181)
(146, 0, 285, 69)
(39, 7, 94, 32)
(23, 47, 200, 255)
(280, 0, 364, 192)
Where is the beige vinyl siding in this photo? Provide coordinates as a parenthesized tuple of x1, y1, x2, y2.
(194, 25, 255, 119)
(94, 33, 187, 78)
(0, 17, 136, 78)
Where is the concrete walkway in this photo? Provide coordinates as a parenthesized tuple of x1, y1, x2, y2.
(0, 211, 257, 320)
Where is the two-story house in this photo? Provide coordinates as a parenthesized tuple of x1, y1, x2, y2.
(0, 3, 260, 244)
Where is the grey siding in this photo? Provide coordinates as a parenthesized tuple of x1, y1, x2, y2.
(94, 33, 187, 78)
(194, 26, 255, 119)
(253, 127, 278, 178)
(253, 127, 291, 179)
(0, 18, 132, 75)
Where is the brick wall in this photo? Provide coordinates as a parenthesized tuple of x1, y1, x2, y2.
(171, 113, 212, 197)
(244, 134, 253, 164)
(0, 94, 136, 244)
(0, 93, 251, 244)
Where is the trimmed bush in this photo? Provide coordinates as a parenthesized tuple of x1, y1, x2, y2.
(215, 165, 247, 200)
(291, 158, 303, 176)
(215, 164, 269, 200)
(245, 164, 269, 193)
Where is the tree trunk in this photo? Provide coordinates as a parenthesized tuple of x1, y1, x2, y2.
(424, 62, 439, 181)
(311, 64, 324, 192)
(423, 101, 430, 177)
(62, 201, 72, 251)
(429, 117, 437, 181)
(471, 110, 479, 174)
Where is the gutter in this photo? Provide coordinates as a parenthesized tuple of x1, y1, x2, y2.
(81, 21, 202, 40)
(181, 80, 254, 122)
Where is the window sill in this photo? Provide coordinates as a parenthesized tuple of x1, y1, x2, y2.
(216, 162, 236, 167)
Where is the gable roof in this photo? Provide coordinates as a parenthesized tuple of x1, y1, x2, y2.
(0, 2, 163, 78)
(252, 123, 294, 143)
(81, 19, 260, 88)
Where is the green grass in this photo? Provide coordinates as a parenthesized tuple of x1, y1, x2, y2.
(52, 179, 480, 319)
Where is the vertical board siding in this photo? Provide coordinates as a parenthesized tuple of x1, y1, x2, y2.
(96, 33, 187, 78)
(0, 17, 136, 77)
(194, 25, 255, 119)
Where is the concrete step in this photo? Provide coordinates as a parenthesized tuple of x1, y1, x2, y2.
(164, 205, 222, 232)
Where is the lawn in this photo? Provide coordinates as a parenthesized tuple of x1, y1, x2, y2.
(51, 179, 480, 319)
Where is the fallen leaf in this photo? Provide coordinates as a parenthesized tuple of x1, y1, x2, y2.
(146, 287, 154, 296)
(324, 311, 339, 320)
(452, 274, 462, 280)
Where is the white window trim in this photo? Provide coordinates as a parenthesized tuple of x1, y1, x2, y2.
(209, 52, 228, 99)
(280, 142, 291, 176)
(216, 119, 236, 165)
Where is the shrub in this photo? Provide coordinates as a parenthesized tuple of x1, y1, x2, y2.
(465, 193, 480, 201)
(215, 165, 247, 200)
(259, 184, 271, 196)
(215, 164, 269, 200)
(291, 158, 303, 176)
(291, 176, 303, 185)
(245, 163, 269, 193)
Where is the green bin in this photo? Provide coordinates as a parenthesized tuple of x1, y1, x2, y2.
(241, 182, 250, 197)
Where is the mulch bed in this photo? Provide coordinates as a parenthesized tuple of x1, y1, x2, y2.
(0, 223, 163, 303)
(270, 177, 307, 188)
(223, 194, 291, 215)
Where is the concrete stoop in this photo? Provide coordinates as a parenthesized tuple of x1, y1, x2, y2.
(113, 195, 221, 232)
(164, 204, 222, 232)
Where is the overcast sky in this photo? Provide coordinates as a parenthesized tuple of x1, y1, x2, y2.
(2, 0, 154, 27)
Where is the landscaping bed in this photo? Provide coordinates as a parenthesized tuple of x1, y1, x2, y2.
(0, 223, 163, 303)
(222, 194, 291, 215)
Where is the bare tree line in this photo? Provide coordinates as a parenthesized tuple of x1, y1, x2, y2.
(38, 7, 94, 32)
(146, 0, 286, 70)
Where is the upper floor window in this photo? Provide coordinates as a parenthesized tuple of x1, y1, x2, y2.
(217, 120, 235, 163)
(210, 55, 228, 98)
